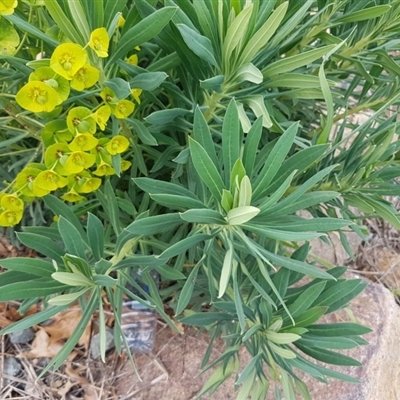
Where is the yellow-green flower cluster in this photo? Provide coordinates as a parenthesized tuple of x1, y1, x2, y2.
(0, 0, 17, 16)
(4, 26, 143, 227)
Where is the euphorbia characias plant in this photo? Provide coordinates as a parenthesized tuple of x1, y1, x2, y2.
(1, 0, 400, 399)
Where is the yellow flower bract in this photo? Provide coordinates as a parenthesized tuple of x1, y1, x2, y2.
(16, 81, 59, 113)
(0, 0, 17, 16)
(89, 28, 109, 58)
(50, 43, 87, 80)
(70, 64, 100, 91)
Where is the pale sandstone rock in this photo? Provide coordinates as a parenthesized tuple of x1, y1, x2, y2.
(291, 279, 400, 400)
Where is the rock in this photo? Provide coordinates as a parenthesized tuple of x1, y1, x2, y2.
(288, 277, 400, 400)
(9, 328, 35, 344)
(3, 357, 22, 385)
(90, 328, 114, 359)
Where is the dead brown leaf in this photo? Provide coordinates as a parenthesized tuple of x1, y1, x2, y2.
(0, 303, 38, 327)
(65, 363, 98, 400)
(42, 308, 92, 350)
(19, 327, 77, 360)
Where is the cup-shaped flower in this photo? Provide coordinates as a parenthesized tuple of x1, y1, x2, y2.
(44, 143, 70, 170)
(0, 0, 17, 16)
(93, 162, 115, 176)
(61, 190, 86, 203)
(0, 210, 23, 227)
(105, 135, 129, 155)
(16, 81, 59, 113)
(29, 67, 70, 104)
(50, 43, 87, 80)
(89, 28, 109, 58)
(92, 105, 111, 130)
(34, 170, 68, 191)
(67, 107, 96, 135)
(70, 64, 100, 91)
(14, 164, 50, 198)
(0, 194, 23, 211)
(70, 171, 102, 193)
(41, 120, 73, 147)
(69, 133, 99, 152)
(100, 87, 118, 106)
(113, 99, 135, 119)
(63, 151, 96, 174)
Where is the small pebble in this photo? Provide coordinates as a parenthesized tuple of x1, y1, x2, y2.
(89, 328, 114, 359)
(9, 328, 35, 344)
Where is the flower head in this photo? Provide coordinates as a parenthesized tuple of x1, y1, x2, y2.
(113, 99, 135, 119)
(0, 0, 17, 16)
(16, 81, 59, 113)
(70, 64, 100, 91)
(89, 28, 109, 58)
(61, 190, 86, 203)
(117, 15, 125, 28)
(29, 66, 70, 104)
(69, 133, 98, 152)
(121, 160, 132, 172)
(92, 105, 111, 130)
(1, 194, 23, 211)
(63, 151, 96, 174)
(126, 54, 138, 66)
(14, 164, 50, 198)
(67, 107, 96, 135)
(41, 120, 73, 147)
(70, 171, 102, 193)
(0, 210, 23, 227)
(93, 162, 115, 176)
(50, 43, 87, 80)
(34, 170, 68, 191)
(106, 135, 129, 155)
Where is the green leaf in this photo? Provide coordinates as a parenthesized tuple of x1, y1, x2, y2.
(218, 245, 234, 298)
(222, 99, 241, 184)
(0, 279, 69, 301)
(104, 78, 132, 99)
(243, 117, 263, 176)
(126, 213, 182, 235)
(39, 290, 99, 377)
(87, 213, 104, 261)
(0, 257, 55, 277)
(107, 6, 177, 65)
(67, 0, 91, 42)
(155, 265, 186, 280)
(246, 95, 272, 128)
(253, 122, 299, 199)
(43, 0, 84, 44)
(179, 209, 226, 224)
(223, 4, 253, 66)
(263, 45, 336, 77)
(176, 24, 218, 67)
(334, 5, 391, 23)
(307, 323, 372, 337)
(145, 108, 192, 125)
(180, 312, 235, 326)
(295, 344, 362, 366)
(48, 288, 89, 306)
(130, 71, 168, 91)
(293, 306, 328, 328)
(157, 234, 213, 260)
(151, 194, 207, 210)
(189, 137, 225, 202)
(58, 216, 87, 260)
(297, 335, 359, 350)
(16, 232, 65, 264)
(97, 181, 121, 234)
(127, 118, 158, 146)
(43, 195, 87, 243)
(227, 206, 260, 225)
(239, 1, 288, 64)
(234, 63, 263, 84)
(242, 224, 324, 241)
(193, 106, 218, 167)
(52, 272, 93, 287)
(0, 305, 67, 335)
(266, 73, 335, 88)
(175, 257, 203, 315)
(93, 275, 118, 287)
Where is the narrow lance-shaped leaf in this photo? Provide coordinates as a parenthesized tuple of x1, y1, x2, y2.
(189, 137, 225, 202)
(176, 24, 218, 67)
